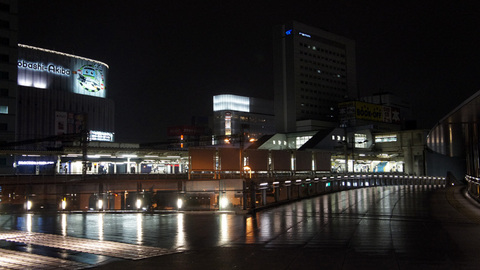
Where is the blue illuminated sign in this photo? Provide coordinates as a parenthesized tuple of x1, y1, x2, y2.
(285, 29, 292, 35)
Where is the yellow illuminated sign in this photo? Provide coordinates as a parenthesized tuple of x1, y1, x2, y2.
(355, 102, 383, 122)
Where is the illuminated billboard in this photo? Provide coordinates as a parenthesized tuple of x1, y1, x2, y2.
(339, 101, 401, 124)
(17, 44, 108, 98)
(213, 94, 250, 112)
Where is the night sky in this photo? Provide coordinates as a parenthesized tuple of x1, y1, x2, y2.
(18, 1, 480, 143)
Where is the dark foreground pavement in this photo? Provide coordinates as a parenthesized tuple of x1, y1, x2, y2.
(93, 185, 480, 270)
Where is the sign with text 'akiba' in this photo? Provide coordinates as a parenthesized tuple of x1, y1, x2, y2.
(17, 44, 108, 98)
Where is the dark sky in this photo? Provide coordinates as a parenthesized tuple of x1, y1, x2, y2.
(18, 1, 480, 143)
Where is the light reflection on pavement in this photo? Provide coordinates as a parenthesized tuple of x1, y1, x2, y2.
(2, 185, 478, 269)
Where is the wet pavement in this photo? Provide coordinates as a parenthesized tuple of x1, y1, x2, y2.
(1, 185, 480, 269)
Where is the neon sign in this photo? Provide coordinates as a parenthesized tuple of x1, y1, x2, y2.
(17, 60, 71, 76)
(285, 29, 292, 35)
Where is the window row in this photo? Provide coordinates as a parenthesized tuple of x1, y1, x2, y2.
(299, 80, 347, 92)
(299, 57, 345, 73)
(299, 65, 345, 77)
(300, 109, 335, 118)
(299, 72, 346, 85)
(299, 50, 346, 66)
(300, 94, 344, 102)
(299, 42, 345, 57)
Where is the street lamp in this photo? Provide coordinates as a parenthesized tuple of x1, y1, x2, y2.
(243, 166, 252, 178)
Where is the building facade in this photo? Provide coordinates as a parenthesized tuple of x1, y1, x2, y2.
(0, 44, 114, 174)
(16, 44, 114, 147)
(0, 0, 17, 172)
(213, 94, 274, 146)
(273, 20, 357, 133)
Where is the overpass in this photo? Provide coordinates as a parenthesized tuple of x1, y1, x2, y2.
(0, 172, 445, 213)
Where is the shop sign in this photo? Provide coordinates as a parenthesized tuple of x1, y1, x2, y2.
(18, 60, 71, 76)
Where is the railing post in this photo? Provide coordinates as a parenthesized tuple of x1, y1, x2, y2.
(250, 181, 256, 210)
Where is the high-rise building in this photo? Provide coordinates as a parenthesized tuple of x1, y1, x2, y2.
(273, 20, 357, 133)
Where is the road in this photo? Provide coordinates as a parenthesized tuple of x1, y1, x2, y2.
(1, 184, 480, 269)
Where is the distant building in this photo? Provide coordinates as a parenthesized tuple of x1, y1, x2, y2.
(273, 20, 357, 133)
(212, 94, 274, 146)
(167, 116, 211, 149)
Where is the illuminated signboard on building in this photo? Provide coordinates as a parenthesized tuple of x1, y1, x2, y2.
(213, 94, 250, 112)
(17, 44, 108, 98)
(339, 101, 401, 124)
(18, 60, 71, 76)
(299, 32, 311, 38)
(89, 130, 114, 142)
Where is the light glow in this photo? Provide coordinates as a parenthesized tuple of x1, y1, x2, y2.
(26, 200, 32, 210)
(213, 94, 250, 112)
(136, 199, 142, 209)
(219, 197, 229, 209)
(89, 130, 114, 142)
(177, 198, 183, 209)
(18, 161, 55, 166)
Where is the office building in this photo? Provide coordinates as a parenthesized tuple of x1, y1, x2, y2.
(273, 20, 357, 133)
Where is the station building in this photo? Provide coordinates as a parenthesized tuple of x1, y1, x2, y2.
(0, 43, 115, 174)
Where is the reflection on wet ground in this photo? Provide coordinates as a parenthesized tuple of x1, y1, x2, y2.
(1, 185, 478, 269)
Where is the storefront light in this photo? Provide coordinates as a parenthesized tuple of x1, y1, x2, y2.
(136, 199, 142, 209)
(219, 197, 229, 209)
(26, 200, 32, 210)
(177, 198, 183, 209)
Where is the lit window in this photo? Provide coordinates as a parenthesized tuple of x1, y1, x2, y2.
(375, 135, 397, 143)
(0, 105, 7, 114)
(295, 136, 312, 149)
(354, 134, 368, 148)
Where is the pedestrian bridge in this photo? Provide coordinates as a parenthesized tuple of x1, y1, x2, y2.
(0, 172, 446, 213)
(244, 173, 446, 212)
